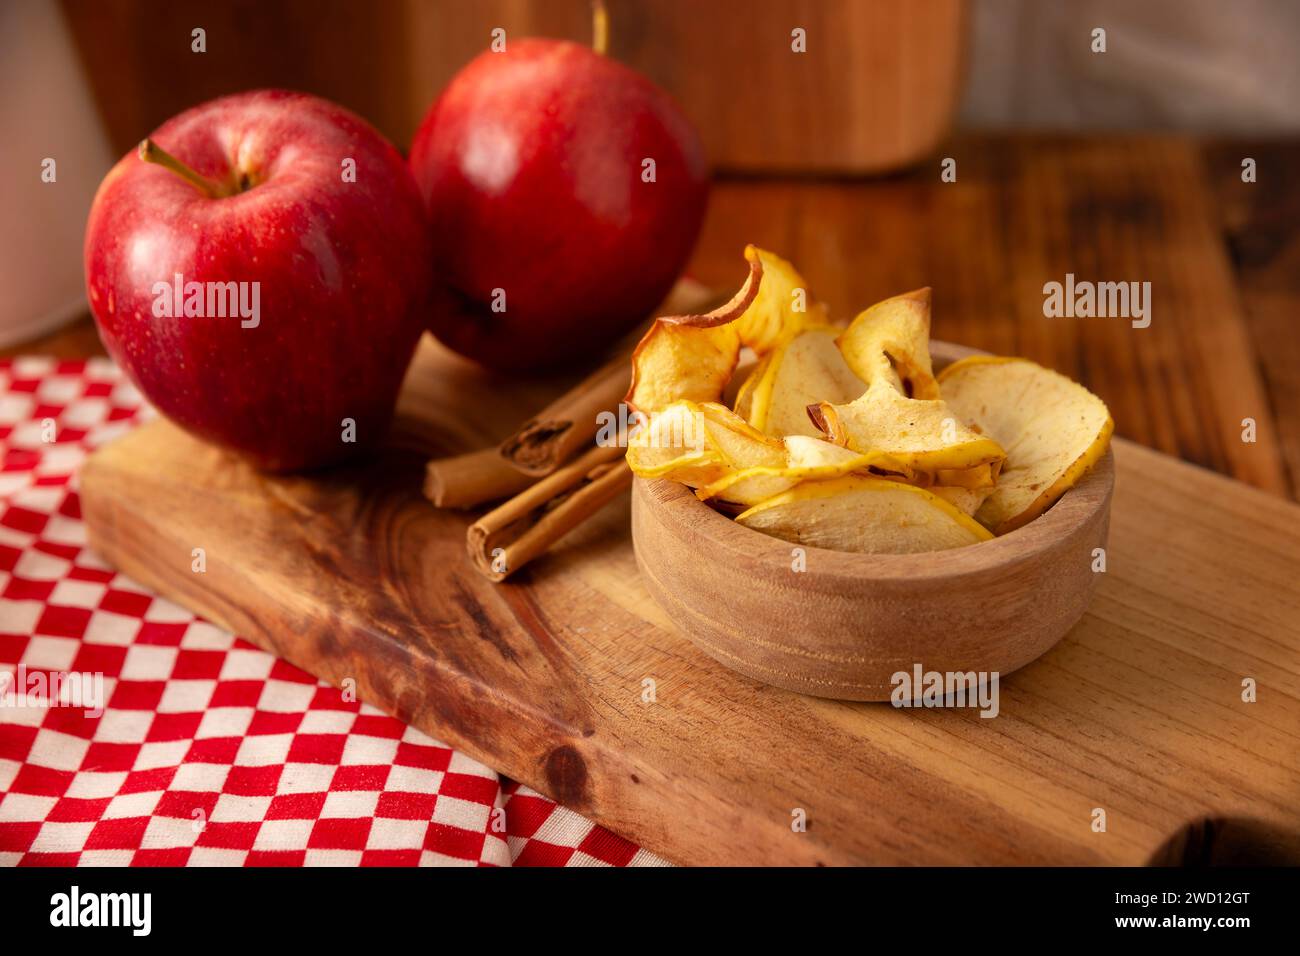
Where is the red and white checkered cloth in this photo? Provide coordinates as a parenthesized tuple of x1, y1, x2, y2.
(0, 355, 666, 867)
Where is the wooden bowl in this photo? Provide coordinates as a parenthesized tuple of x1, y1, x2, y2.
(630, 342, 1114, 701)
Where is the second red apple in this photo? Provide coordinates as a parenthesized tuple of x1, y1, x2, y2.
(410, 35, 708, 371)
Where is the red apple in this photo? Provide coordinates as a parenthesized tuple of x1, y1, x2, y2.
(84, 90, 432, 471)
(409, 29, 708, 371)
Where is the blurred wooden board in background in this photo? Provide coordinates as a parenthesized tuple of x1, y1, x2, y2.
(403, 0, 966, 173)
(63, 0, 966, 173)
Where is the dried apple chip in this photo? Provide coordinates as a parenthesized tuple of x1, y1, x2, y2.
(732, 245, 831, 354)
(625, 401, 728, 486)
(627, 400, 784, 490)
(625, 250, 762, 415)
(929, 485, 993, 517)
(696, 435, 909, 507)
(690, 404, 795, 505)
(731, 350, 770, 423)
(697, 402, 787, 470)
(836, 288, 939, 399)
(937, 356, 1113, 534)
(696, 470, 802, 508)
(625, 319, 740, 418)
(627, 246, 833, 417)
(810, 376, 1006, 477)
(782, 435, 881, 470)
(746, 328, 866, 438)
(934, 461, 1000, 490)
(735, 475, 993, 554)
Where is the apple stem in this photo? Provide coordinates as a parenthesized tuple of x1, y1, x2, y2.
(592, 0, 608, 55)
(137, 138, 226, 198)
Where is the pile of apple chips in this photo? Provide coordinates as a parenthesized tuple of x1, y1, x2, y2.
(625, 246, 1114, 554)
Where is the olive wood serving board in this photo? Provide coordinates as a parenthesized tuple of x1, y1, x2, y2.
(80, 335, 1300, 866)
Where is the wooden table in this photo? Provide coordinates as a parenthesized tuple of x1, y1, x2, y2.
(13, 135, 1298, 503)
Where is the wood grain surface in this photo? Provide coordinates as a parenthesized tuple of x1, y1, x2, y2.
(1205, 138, 1300, 500)
(633, 454, 1111, 700)
(80, 333, 1300, 866)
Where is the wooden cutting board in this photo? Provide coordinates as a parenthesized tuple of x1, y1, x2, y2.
(80, 334, 1300, 866)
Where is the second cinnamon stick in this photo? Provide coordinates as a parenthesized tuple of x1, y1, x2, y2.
(425, 448, 537, 508)
(468, 442, 631, 582)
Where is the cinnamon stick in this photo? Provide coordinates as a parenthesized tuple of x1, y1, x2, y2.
(496, 278, 721, 478)
(428, 279, 718, 546)
(498, 352, 629, 476)
(468, 442, 631, 582)
(424, 448, 538, 509)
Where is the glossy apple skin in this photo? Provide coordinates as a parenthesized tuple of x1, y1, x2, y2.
(85, 90, 432, 471)
(410, 39, 708, 371)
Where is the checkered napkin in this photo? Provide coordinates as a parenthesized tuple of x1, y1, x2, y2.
(0, 356, 666, 867)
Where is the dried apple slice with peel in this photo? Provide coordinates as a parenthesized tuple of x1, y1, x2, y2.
(696, 435, 910, 507)
(732, 246, 831, 354)
(731, 350, 770, 423)
(697, 402, 787, 470)
(783, 435, 874, 469)
(696, 471, 803, 508)
(782, 434, 912, 481)
(745, 327, 867, 438)
(625, 249, 763, 415)
(625, 319, 741, 417)
(937, 356, 1113, 534)
(627, 400, 784, 489)
(626, 246, 831, 416)
(735, 475, 993, 554)
(625, 401, 728, 486)
(655, 247, 765, 332)
(934, 461, 1001, 490)
(836, 288, 939, 399)
(810, 376, 1006, 476)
